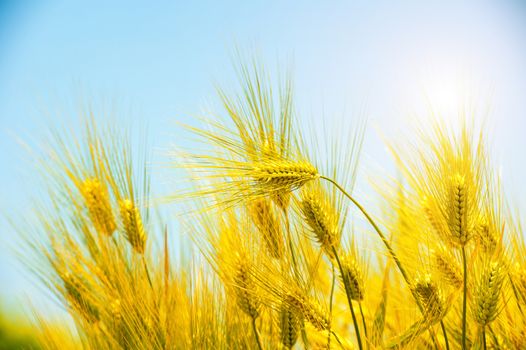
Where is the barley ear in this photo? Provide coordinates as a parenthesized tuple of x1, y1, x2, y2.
(80, 178, 116, 236)
(279, 299, 301, 349)
(473, 261, 506, 326)
(119, 199, 147, 254)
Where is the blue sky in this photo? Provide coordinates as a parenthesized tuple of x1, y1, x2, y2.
(1, 0, 526, 314)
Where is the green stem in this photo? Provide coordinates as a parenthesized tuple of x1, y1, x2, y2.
(482, 327, 487, 350)
(252, 317, 263, 350)
(320, 176, 409, 282)
(300, 321, 310, 350)
(508, 272, 525, 317)
(283, 208, 300, 279)
(142, 255, 154, 290)
(321, 175, 440, 349)
(328, 264, 336, 349)
(461, 246, 468, 350)
(440, 320, 450, 350)
(359, 302, 369, 350)
(331, 330, 347, 350)
(488, 324, 499, 348)
(333, 247, 363, 350)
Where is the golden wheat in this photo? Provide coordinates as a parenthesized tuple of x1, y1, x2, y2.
(18, 64, 526, 350)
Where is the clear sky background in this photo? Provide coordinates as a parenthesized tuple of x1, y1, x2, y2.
(1, 0, 526, 316)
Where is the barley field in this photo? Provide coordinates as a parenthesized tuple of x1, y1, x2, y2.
(2, 2, 526, 350)
(6, 63, 524, 349)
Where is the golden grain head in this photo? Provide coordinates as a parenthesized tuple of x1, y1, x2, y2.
(300, 186, 340, 256)
(446, 173, 473, 246)
(432, 246, 463, 289)
(119, 199, 147, 254)
(232, 259, 261, 319)
(340, 254, 365, 301)
(248, 198, 284, 259)
(253, 158, 318, 191)
(413, 273, 445, 322)
(422, 196, 449, 243)
(284, 291, 329, 331)
(62, 272, 100, 324)
(110, 298, 122, 321)
(279, 299, 301, 349)
(473, 260, 506, 326)
(80, 178, 116, 236)
(473, 215, 499, 255)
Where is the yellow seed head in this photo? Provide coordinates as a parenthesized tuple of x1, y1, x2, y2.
(473, 261, 506, 326)
(474, 216, 498, 255)
(413, 274, 445, 322)
(285, 292, 328, 331)
(233, 260, 261, 319)
(447, 174, 472, 246)
(340, 255, 365, 301)
(300, 188, 340, 256)
(63, 272, 100, 323)
(80, 178, 116, 236)
(119, 199, 147, 254)
(248, 199, 284, 259)
(422, 197, 449, 243)
(253, 159, 318, 191)
(110, 298, 121, 321)
(279, 299, 301, 349)
(433, 247, 463, 289)
(271, 190, 291, 211)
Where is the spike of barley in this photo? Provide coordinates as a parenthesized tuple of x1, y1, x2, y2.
(300, 189, 340, 256)
(285, 292, 329, 331)
(340, 255, 365, 301)
(233, 260, 261, 319)
(279, 300, 301, 349)
(473, 261, 506, 326)
(253, 159, 318, 190)
(447, 174, 471, 246)
(474, 216, 498, 254)
(119, 199, 147, 254)
(63, 272, 100, 323)
(433, 247, 463, 289)
(413, 274, 445, 323)
(249, 199, 284, 259)
(80, 178, 116, 236)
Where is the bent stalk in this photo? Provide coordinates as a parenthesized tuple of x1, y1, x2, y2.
(321, 175, 441, 348)
(252, 317, 263, 350)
